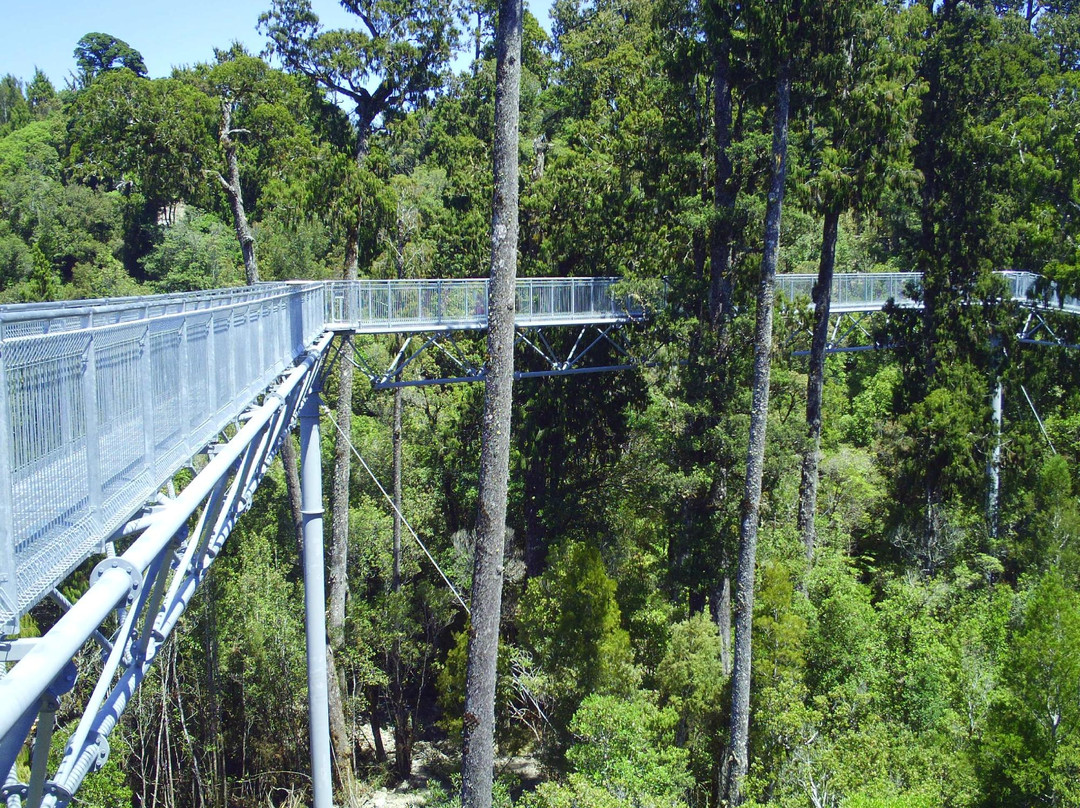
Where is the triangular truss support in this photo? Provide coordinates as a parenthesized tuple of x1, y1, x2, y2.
(345, 323, 657, 389)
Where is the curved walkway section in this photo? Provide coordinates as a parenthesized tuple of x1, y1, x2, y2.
(776, 270, 1080, 315)
(0, 277, 639, 633)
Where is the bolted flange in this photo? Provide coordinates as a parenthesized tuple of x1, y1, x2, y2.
(90, 557, 142, 599)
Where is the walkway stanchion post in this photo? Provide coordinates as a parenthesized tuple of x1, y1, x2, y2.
(299, 388, 333, 808)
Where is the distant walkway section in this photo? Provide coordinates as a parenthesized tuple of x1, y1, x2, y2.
(776, 270, 1080, 315)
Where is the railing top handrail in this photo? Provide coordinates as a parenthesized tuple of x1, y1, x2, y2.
(0, 276, 630, 329)
(0, 281, 320, 321)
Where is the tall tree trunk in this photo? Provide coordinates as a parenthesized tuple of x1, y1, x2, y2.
(216, 100, 258, 286)
(390, 223, 412, 779)
(722, 58, 792, 808)
(281, 436, 304, 555)
(220, 109, 307, 563)
(988, 377, 1003, 537)
(710, 577, 732, 677)
(461, 0, 522, 803)
(390, 382, 412, 780)
(797, 208, 839, 564)
(369, 685, 386, 763)
(326, 650, 355, 797)
(326, 135, 366, 798)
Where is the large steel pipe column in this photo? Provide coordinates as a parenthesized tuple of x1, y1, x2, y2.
(299, 390, 333, 808)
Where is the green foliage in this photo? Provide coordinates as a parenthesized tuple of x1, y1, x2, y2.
(655, 614, 726, 798)
(426, 773, 515, 808)
(74, 32, 148, 86)
(519, 540, 639, 746)
(980, 571, 1080, 805)
(8, 1, 1080, 805)
(840, 364, 900, 448)
(141, 210, 242, 291)
(69, 69, 215, 205)
(0, 75, 31, 137)
(523, 693, 692, 808)
(436, 628, 536, 753)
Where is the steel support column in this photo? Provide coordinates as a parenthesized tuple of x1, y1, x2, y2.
(299, 389, 332, 808)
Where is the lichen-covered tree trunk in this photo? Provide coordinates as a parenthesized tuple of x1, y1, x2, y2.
(327, 211, 361, 800)
(797, 208, 839, 563)
(461, 0, 522, 803)
(390, 382, 412, 780)
(215, 100, 258, 286)
(390, 225, 412, 777)
(219, 110, 307, 570)
(281, 436, 304, 555)
(723, 58, 792, 807)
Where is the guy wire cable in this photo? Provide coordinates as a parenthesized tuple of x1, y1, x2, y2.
(321, 405, 470, 615)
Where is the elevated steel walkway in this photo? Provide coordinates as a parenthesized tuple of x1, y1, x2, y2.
(778, 270, 1080, 351)
(0, 275, 647, 808)
(0, 277, 642, 636)
(777, 269, 1080, 314)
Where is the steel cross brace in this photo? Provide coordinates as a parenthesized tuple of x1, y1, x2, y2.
(0, 332, 333, 808)
(344, 324, 655, 388)
(513, 323, 655, 379)
(787, 306, 1080, 356)
(347, 331, 485, 389)
(1016, 309, 1080, 349)
(787, 310, 891, 355)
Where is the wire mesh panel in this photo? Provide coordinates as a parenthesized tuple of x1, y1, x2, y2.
(0, 283, 326, 632)
(325, 277, 637, 332)
(776, 272, 921, 312)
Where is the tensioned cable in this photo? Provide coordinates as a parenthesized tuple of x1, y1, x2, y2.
(325, 406, 557, 733)
(1020, 384, 1057, 455)
(321, 405, 471, 615)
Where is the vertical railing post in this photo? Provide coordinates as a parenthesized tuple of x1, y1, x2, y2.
(299, 385, 332, 808)
(0, 332, 17, 634)
(141, 318, 155, 481)
(206, 313, 217, 414)
(83, 321, 102, 532)
(178, 318, 191, 457)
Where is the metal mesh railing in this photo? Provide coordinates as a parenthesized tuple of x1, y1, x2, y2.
(324, 276, 643, 331)
(0, 276, 645, 632)
(777, 270, 1080, 314)
(0, 283, 326, 632)
(776, 272, 922, 312)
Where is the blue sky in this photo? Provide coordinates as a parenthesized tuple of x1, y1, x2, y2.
(0, 0, 554, 89)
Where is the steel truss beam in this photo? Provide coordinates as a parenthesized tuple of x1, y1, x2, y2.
(0, 332, 334, 808)
(786, 310, 893, 356)
(348, 323, 656, 389)
(788, 307, 1080, 356)
(1016, 309, 1080, 349)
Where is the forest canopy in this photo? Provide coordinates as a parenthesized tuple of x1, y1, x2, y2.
(5, 1, 1080, 807)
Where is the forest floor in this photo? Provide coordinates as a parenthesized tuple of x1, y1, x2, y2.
(358, 737, 543, 807)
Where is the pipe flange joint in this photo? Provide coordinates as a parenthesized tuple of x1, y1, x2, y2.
(45, 781, 74, 805)
(91, 557, 142, 598)
(1, 783, 28, 800)
(92, 734, 110, 770)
